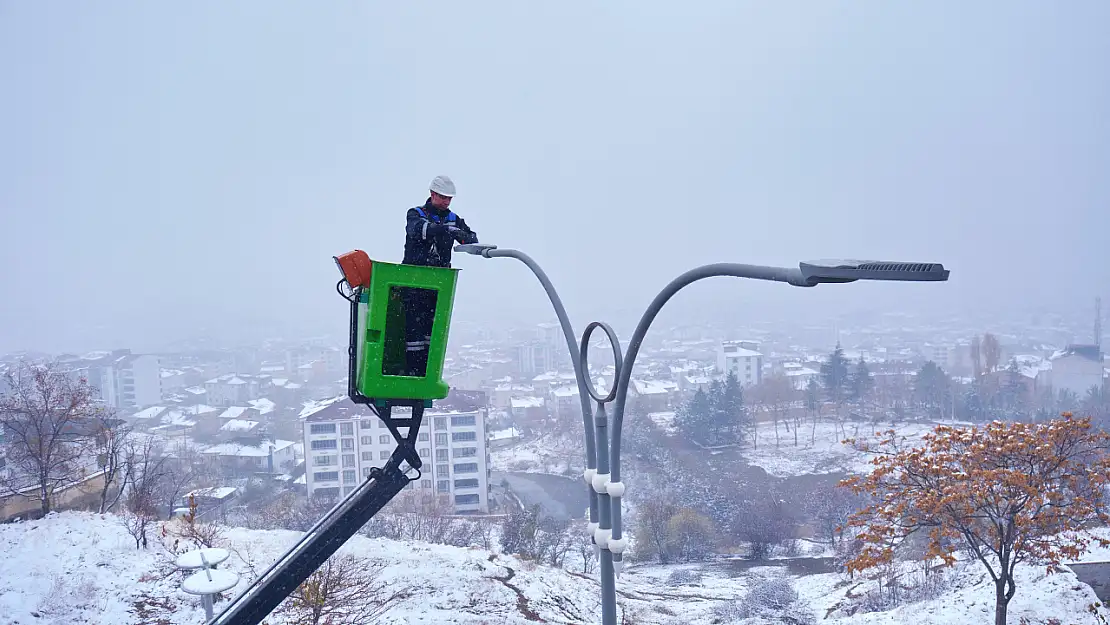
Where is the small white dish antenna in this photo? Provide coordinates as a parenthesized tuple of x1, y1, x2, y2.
(177, 548, 239, 620)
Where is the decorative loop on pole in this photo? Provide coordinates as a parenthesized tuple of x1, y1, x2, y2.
(579, 321, 623, 404)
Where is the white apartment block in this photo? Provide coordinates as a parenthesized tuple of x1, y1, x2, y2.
(717, 340, 763, 386)
(60, 349, 162, 411)
(301, 398, 491, 514)
(516, 342, 555, 377)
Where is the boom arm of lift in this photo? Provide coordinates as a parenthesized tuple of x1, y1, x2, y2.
(209, 285, 425, 625)
(208, 455, 413, 625)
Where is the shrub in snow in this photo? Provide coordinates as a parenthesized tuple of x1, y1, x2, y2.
(276, 554, 409, 625)
(36, 573, 100, 619)
(849, 559, 953, 615)
(742, 576, 798, 612)
(730, 490, 793, 561)
(714, 576, 816, 625)
(500, 504, 542, 559)
(634, 496, 718, 564)
(664, 568, 703, 587)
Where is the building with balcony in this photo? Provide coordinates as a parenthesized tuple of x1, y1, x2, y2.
(300, 397, 491, 513)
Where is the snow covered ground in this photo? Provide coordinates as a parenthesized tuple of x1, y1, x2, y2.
(490, 431, 585, 475)
(1, 512, 1107, 624)
(741, 419, 951, 478)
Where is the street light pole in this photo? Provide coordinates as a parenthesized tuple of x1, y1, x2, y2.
(456, 246, 950, 625)
(577, 321, 624, 625)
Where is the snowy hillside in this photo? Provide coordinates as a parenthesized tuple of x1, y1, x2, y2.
(1, 512, 1107, 624)
(491, 430, 584, 475)
(742, 420, 946, 478)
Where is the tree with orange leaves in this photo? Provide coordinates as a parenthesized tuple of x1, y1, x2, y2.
(840, 414, 1110, 625)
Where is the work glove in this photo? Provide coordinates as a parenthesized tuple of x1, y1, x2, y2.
(446, 226, 475, 244)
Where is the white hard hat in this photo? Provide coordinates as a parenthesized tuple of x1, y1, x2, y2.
(429, 175, 456, 197)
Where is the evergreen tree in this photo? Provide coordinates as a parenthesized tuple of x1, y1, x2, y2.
(849, 357, 874, 404)
(678, 387, 713, 444)
(915, 360, 949, 418)
(707, 379, 725, 444)
(821, 344, 850, 400)
(962, 382, 986, 422)
(1000, 358, 1029, 419)
(719, 371, 747, 443)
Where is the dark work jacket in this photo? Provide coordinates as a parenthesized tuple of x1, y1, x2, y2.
(402, 199, 478, 268)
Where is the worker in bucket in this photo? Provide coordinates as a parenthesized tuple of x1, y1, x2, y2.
(400, 175, 478, 375)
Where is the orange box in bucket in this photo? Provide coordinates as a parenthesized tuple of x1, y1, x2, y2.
(334, 250, 373, 288)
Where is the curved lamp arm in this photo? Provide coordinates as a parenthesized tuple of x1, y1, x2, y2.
(609, 263, 809, 482)
(455, 243, 597, 467)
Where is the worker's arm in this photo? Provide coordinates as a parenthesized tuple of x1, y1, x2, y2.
(406, 208, 449, 240)
(450, 217, 479, 244)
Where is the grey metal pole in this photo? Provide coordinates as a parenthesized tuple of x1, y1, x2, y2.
(577, 321, 623, 625)
(592, 401, 616, 625)
(464, 246, 601, 531)
(597, 263, 810, 623)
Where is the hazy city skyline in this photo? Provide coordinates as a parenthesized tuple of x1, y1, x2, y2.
(2, 2, 1108, 355)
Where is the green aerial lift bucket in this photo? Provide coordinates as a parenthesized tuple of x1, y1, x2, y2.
(353, 259, 459, 402)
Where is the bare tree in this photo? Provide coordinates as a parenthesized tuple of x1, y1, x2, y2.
(879, 373, 912, 423)
(805, 378, 820, 445)
(970, 335, 983, 379)
(574, 520, 597, 574)
(162, 491, 226, 551)
(120, 437, 169, 549)
(634, 496, 681, 564)
(157, 441, 205, 514)
(279, 554, 410, 625)
(90, 414, 132, 513)
(282, 494, 342, 532)
(0, 362, 100, 516)
(362, 491, 467, 544)
(537, 517, 574, 567)
(981, 332, 1002, 374)
(666, 508, 717, 562)
(476, 517, 497, 551)
(752, 374, 796, 448)
(733, 490, 793, 560)
(500, 504, 542, 560)
(803, 483, 864, 547)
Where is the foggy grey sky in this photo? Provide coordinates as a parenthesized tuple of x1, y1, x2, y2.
(1, 2, 1107, 355)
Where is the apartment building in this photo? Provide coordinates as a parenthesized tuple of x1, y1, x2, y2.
(717, 340, 764, 387)
(516, 342, 555, 377)
(59, 349, 161, 411)
(300, 398, 491, 513)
